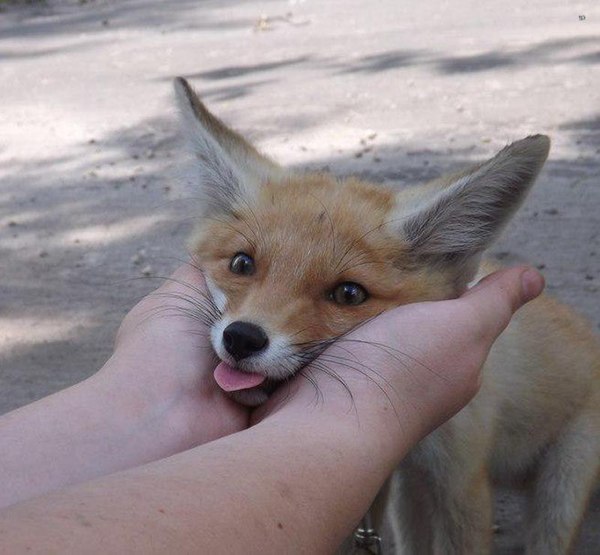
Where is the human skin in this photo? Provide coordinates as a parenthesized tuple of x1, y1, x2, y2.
(0, 264, 544, 553)
(0, 265, 250, 510)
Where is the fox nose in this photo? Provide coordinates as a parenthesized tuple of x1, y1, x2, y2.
(222, 321, 269, 361)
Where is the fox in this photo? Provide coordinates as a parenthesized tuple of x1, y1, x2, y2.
(173, 77, 600, 554)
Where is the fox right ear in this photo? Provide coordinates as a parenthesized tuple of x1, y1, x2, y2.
(174, 77, 281, 215)
(397, 135, 550, 288)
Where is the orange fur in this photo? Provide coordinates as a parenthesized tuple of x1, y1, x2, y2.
(175, 77, 600, 554)
(192, 173, 457, 347)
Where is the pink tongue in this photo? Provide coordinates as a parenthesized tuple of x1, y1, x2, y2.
(214, 362, 266, 392)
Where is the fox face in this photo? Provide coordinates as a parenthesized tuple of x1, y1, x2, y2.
(193, 175, 447, 395)
(175, 77, 550, 406)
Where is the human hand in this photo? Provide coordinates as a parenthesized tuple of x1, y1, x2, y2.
(99, 263, 250, 450)
(252, 266, 544, 458)
(0, 263, 252, 509)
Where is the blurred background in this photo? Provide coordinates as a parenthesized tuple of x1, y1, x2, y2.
(1, 1, 598, 552)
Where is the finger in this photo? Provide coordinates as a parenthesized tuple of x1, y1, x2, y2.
(459, 266, 545, 340)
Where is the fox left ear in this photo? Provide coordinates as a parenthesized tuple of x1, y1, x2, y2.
(174, 77, 282, 215)
(398, 135, 550, 282)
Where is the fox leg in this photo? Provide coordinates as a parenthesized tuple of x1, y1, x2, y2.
(430, 464, 494, 555)
(393, 464, 434, 554)
(526, 410, 600, 555)
(394, 415, 495, 555)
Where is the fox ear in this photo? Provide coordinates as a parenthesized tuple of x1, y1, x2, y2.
(174, 77, 281, 214)
(399, 135, 550, 276)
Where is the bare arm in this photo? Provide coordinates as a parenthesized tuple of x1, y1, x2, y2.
(0, 267, 543, 554)
(0, 266, 249, 509)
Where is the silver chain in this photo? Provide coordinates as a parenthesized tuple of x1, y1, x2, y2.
(353, 512, 382, 554)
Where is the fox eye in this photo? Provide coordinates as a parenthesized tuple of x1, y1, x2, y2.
(230, 252, 255, 276)
(330, 282, 368, 306)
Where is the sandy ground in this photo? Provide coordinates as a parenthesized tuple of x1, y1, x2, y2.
(1, 0, 598, 552)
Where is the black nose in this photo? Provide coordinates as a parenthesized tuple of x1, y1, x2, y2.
(222, 321, 269, 361)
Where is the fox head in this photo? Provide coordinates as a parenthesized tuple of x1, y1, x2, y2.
(174, 77, 550, 406)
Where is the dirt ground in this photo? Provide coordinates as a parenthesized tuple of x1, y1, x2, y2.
(1, 0, 598, 552)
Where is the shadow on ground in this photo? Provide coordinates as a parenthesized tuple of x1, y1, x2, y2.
(0, 0, 269, 41)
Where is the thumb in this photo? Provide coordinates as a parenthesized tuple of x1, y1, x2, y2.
(459, 266, 545, 340)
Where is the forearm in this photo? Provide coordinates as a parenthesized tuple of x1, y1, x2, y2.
(0, 401, 406, 555)
(0, 360, 205, 509)
(0, 263, 250, 510)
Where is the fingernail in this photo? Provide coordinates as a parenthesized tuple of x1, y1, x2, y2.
(521, 269, 544, 303)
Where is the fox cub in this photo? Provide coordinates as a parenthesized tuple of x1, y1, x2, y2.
(174, 77, 600, 554)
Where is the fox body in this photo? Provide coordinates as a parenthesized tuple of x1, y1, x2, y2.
(175, 77, 600, 554)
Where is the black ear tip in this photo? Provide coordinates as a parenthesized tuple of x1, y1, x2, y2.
(507, 134, 551, 164)
(174, 76, 190, 92)
(526, 134, 551, 150)
(526, 133, 550, 150)
(173, 77, 200, 110)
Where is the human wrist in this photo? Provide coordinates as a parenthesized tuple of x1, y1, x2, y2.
(0, 364, 201, 509)
(253, 373, 416, 473)
(95, 356, 199, 453)
(98, 349, 249, 452)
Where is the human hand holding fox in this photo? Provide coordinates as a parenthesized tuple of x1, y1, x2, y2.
(0, 263, 249, 509)
(0, 262, 544, 555)
(106, 261, 545, 458)
(0, 261, 541, 510)
(252, 265, 545, 451)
